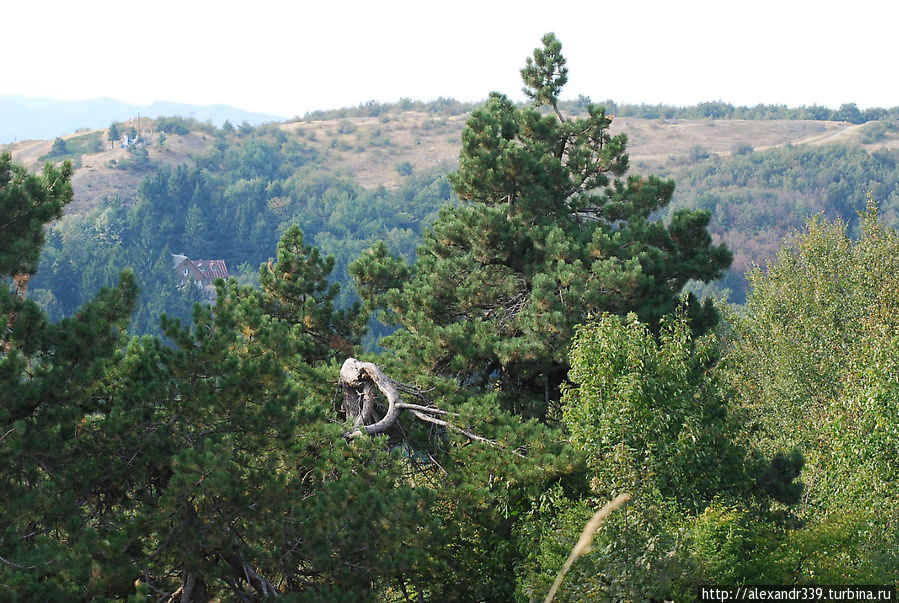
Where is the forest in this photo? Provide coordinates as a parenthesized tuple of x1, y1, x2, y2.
(2, 34, 898, 601)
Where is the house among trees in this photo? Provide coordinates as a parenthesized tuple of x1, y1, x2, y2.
(172, 254, 230, 301)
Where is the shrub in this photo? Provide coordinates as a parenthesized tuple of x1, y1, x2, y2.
(395, 161, 413, 176)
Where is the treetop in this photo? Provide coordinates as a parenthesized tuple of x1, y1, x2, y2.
(521, 32, 569, 114)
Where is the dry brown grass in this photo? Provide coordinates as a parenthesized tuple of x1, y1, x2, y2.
(281, 111, 467, 189)
(544, 493, 631, 603)
(613, 118, 865, 172)
(7, 111, 896, 218)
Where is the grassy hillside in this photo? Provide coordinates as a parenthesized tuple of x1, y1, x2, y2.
(8, 111, 895, 216)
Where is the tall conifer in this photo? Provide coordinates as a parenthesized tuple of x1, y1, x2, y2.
(0, 154, 138, 597)
(352, 34, 732, 417)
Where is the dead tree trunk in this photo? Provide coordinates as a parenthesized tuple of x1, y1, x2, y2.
(338, 358, 493, 444)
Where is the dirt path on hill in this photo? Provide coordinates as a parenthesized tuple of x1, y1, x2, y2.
(785, 123, 862, 147)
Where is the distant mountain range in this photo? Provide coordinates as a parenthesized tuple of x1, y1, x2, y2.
(0, 96, 286, 144)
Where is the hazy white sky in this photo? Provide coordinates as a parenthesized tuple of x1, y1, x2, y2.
(5, 0, 896, 118)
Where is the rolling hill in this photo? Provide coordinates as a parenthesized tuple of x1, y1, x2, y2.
(5, 109, 892, 216)
(5, 103, 899, 333)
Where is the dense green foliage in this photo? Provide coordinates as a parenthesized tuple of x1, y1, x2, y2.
(516, 308, 808, 600)
(258, 224, 368, 363)
(1, 153, 140, 598)
(0, 152, 72, 276)
(719, 203, 899, 581)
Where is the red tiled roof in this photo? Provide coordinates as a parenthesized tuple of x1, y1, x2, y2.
(173, 254, 230, 282)
(192, 259, 229, 280)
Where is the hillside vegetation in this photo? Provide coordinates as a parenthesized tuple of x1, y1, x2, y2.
(5, 99, 899, 327)
(6, 109, 890, 210)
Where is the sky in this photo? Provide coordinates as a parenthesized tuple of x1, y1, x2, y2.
(4, 0, 897, 118)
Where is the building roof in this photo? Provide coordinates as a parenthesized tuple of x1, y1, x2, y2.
(172, 254, 230, 280)
(193, 259, 230, 280)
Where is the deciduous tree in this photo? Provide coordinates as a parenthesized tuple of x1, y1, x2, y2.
(720, 202, 899, 580)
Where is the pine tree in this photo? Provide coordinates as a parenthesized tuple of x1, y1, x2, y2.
(0, 153, 138, 597)
(0, 152, 72, 278)
(107, 122, 121, 147)
(352, 34, 732, 418)
(259, 225, 367, 364)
